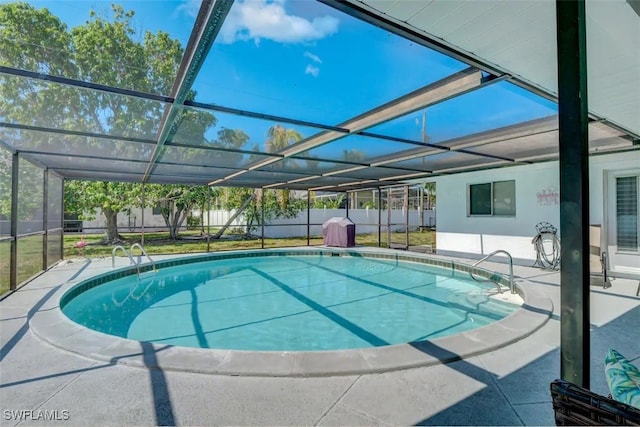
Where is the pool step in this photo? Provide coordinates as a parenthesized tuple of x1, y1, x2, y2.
(448, 292, 517, 318)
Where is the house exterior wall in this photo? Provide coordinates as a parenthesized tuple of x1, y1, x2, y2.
(433, 151, 640, 266)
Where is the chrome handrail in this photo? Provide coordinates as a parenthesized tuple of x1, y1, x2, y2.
(469, 250, 515, 294)
(130, 243, 156, 273)
(112, 245, 135, 269)
(112, 244, 155, 279)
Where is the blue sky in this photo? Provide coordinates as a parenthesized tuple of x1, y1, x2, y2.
(9, 0, 558, 156)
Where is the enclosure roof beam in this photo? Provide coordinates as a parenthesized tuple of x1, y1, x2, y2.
(142, 0, 235, 183)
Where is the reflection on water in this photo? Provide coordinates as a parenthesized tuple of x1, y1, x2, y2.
(64, 265, 245, 337)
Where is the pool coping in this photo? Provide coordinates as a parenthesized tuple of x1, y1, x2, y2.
(29, 247, 554, 377)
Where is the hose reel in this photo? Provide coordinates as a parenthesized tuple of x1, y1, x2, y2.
(532, 222, 561, 270)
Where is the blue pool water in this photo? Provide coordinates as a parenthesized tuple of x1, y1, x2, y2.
(62, 254, 519, 351)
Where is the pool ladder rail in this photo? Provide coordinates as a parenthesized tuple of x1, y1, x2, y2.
(469, 250, 516, 294)
(112, 243, 157, 279)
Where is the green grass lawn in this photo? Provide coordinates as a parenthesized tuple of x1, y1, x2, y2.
(63, 230, 435, 258)
(1, 234, 45, 295)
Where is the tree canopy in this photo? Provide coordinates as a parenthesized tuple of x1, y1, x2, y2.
(0, 2, 220, 240)
(145, 184, 217, 240)
(1, 3, 309, 241)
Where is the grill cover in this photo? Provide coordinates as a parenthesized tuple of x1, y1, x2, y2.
(322, 217, 355, 247)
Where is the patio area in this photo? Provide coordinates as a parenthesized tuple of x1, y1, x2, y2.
(0, 0, 638, 424)
(1, 253, 638, 426)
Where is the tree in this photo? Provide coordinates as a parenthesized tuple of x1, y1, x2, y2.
(219, 187, 257, 234)
(0, 155, 44, 231)
(219, 187, 304, 235)
(1, 3, 221, 241)
(0, 2, 79, 147)
(265, 125, 303, 209)
(0, 148, 13, 221)
(424, 182, 436, 209)
(145, 184, 216, 240)
(265, 125, 303, 153)
(312, 193, 344, 209)
(64, 181, 142, 242)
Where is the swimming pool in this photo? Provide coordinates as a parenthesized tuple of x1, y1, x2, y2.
(61, 249, 521, 352)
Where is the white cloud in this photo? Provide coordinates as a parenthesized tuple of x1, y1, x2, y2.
(220, 0, 339, 44)
(304, 51, 322, 64)
(305, 64, 320, 77)
(176, 0, 202, 18)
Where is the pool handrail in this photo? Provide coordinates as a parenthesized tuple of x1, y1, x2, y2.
(112, 245, 136, 269)
(130, 243, 156, 273)
(469, 250, 515, 294)
(111, 244, 155, 279)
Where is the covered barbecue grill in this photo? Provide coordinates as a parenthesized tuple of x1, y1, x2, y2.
(322, 217, 355, 247)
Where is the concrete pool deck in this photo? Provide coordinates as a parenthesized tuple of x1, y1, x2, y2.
(1, 250, 639, 426)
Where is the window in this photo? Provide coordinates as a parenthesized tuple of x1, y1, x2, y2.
(616, 176, 638, 251)
(469, 180, 515, 216)
(152, 204, 163, 215)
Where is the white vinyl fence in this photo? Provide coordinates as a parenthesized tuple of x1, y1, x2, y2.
(205, 208, 435, 238)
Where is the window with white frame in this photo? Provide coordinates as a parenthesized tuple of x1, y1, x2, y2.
(469, 180, 515, 216)
(616, 175, 639, 252)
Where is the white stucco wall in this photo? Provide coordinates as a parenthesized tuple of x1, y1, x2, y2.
(433, 151, 640, 265)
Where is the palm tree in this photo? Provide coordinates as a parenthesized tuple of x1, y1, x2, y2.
(266, 125, 303, 153)
(265, 125, 304, 209)
(425, 182, 436, 210)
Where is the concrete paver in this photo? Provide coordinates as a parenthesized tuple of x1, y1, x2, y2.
(336, 360, 522, 426)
